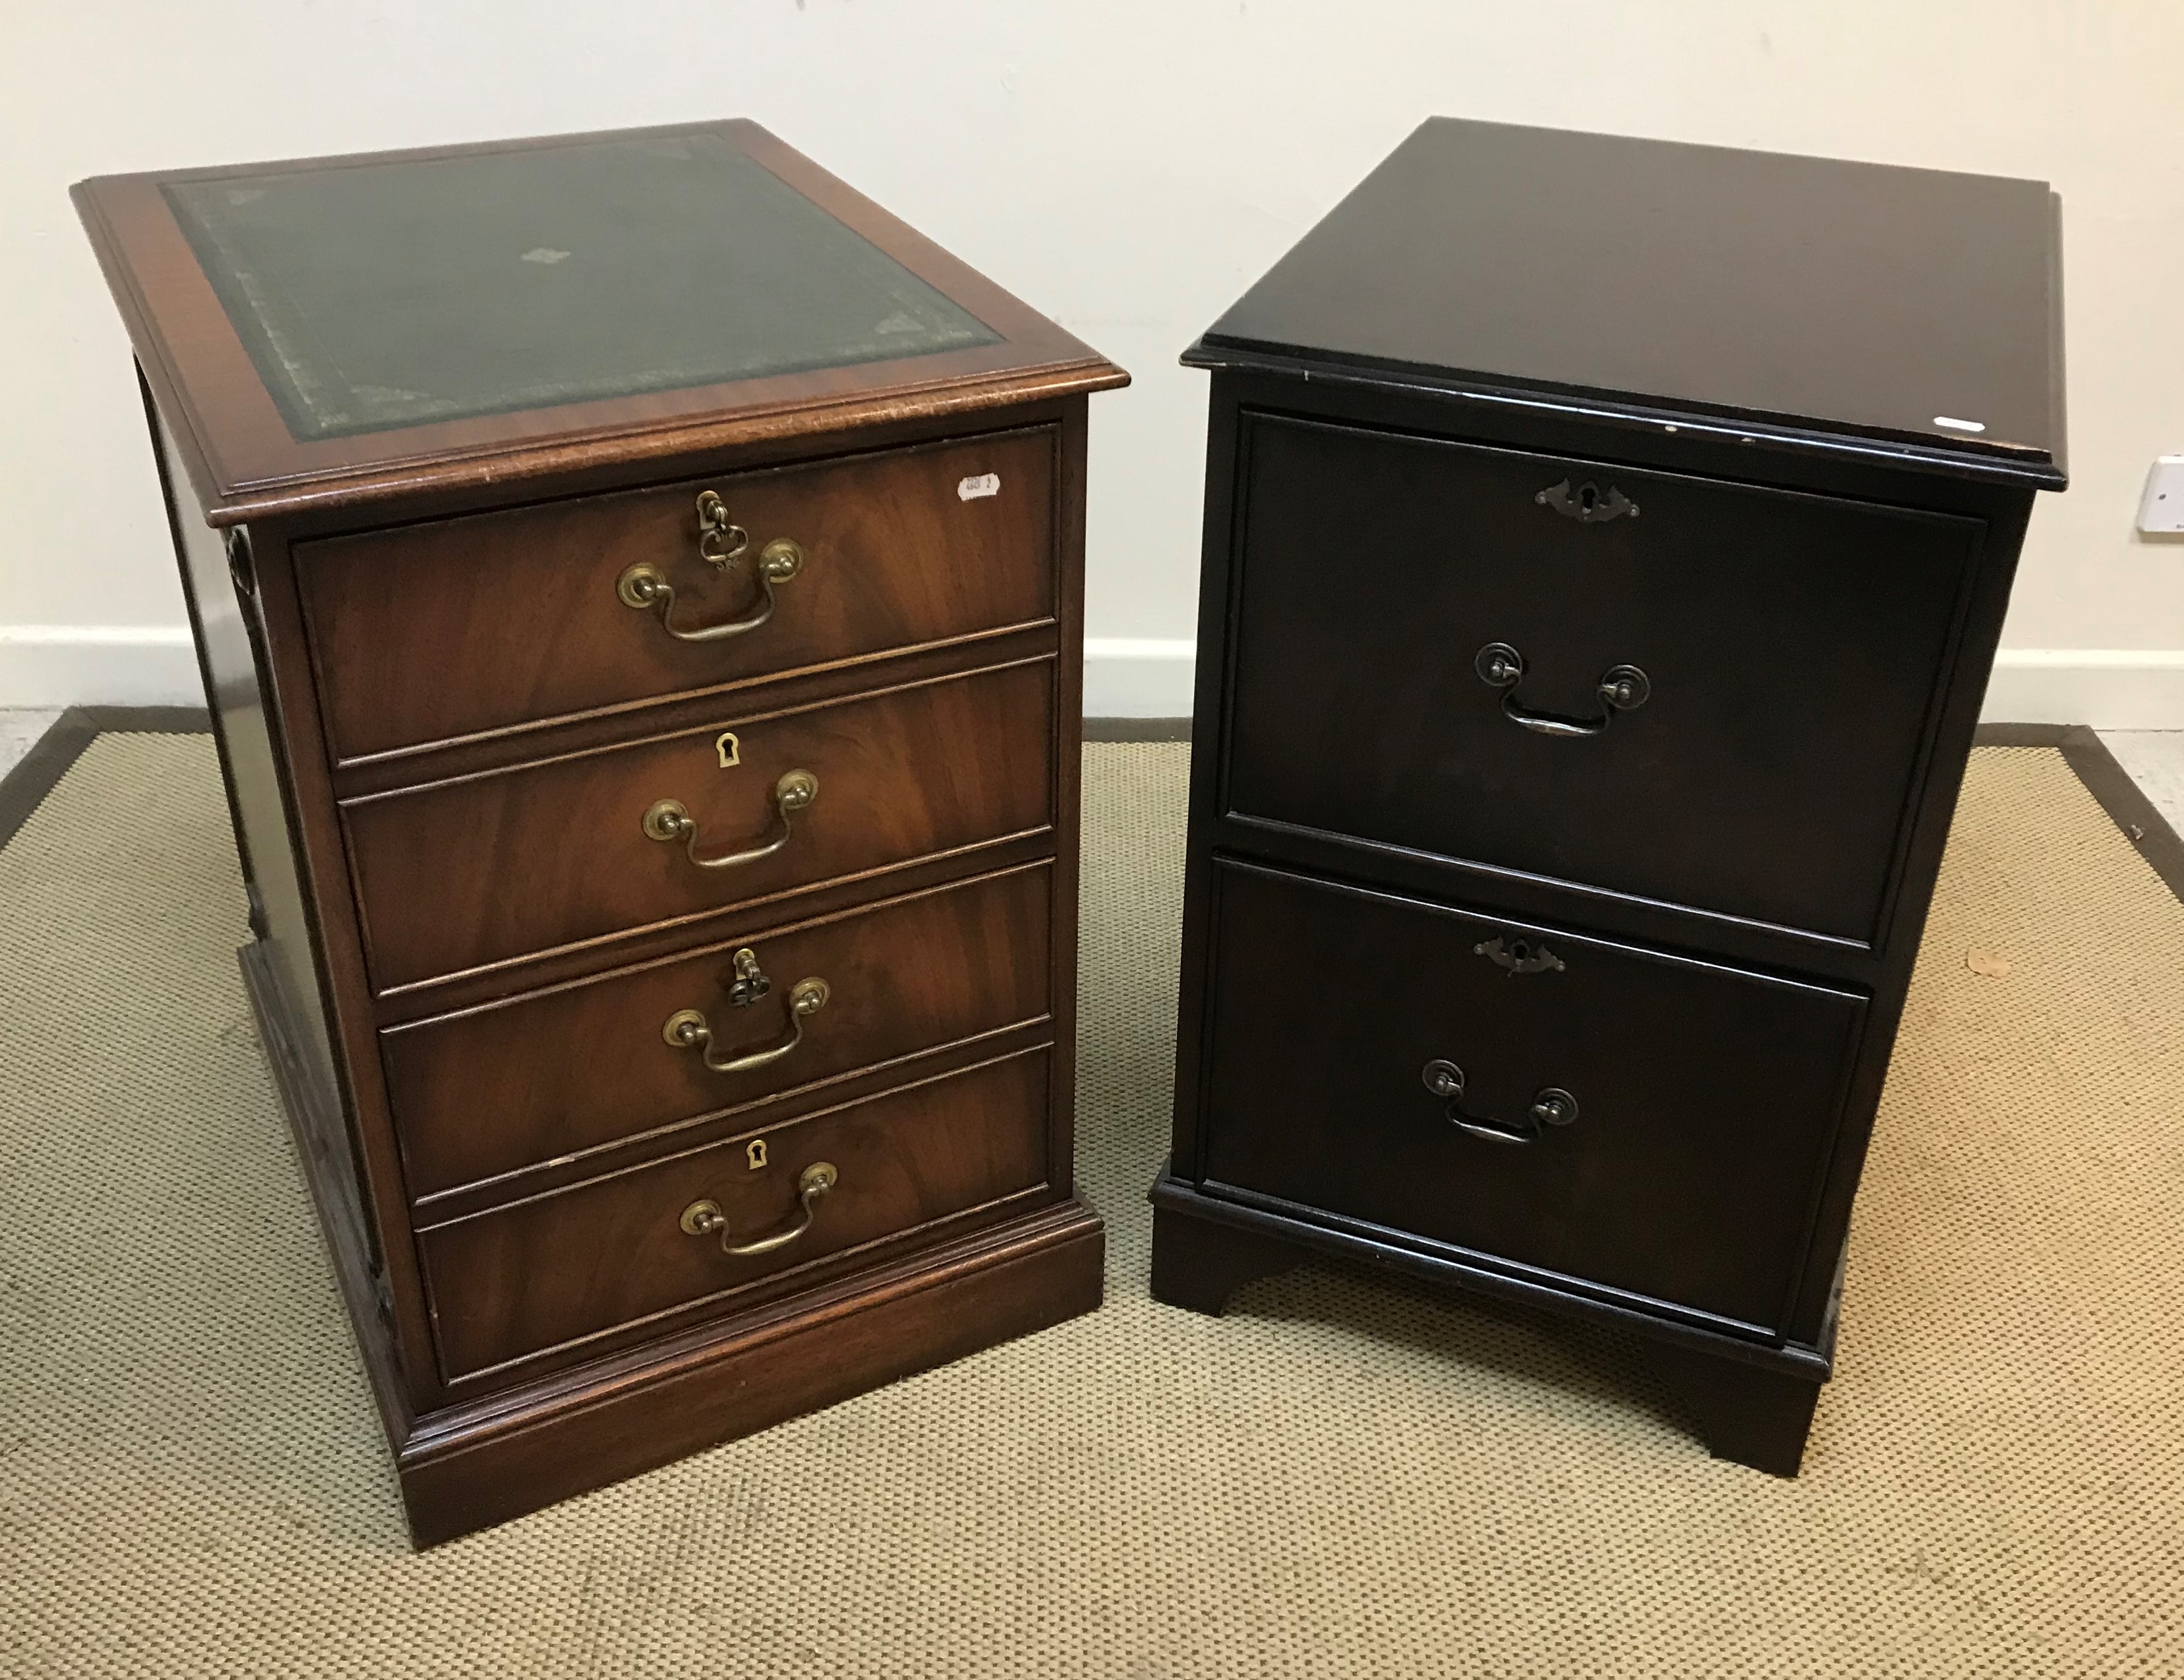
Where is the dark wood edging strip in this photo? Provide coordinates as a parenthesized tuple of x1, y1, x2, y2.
(0, 705, 212, 851)
(1083, 716, 1192, 743)
(0, 712, 101, 852)
(1972, 722, 2184, 906)
(3, 709, 2173, 911)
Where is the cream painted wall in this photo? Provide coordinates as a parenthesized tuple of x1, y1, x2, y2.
(4, 1, 2181, 716)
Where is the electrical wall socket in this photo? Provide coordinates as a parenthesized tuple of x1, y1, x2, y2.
(2139, 456, 2184, 534)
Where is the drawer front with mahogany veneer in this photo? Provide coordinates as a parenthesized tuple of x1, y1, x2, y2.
(1225, 414, 1982, 943)
(382, 863, 1054, 1199)
(342, 658, 1055, 992)
(420, 1049, 1053, 1382)
(1195, 860, 1865, 1336)
(299, 427, 1060, 762)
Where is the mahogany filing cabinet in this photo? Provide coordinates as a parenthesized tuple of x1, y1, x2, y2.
(75, 121, 1126, 1544)
(1151, 119, 2066, 1473)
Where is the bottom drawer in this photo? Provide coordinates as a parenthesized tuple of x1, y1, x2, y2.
(1194, 859, 1866, 1334)
(421, 1048, 1052, 1382)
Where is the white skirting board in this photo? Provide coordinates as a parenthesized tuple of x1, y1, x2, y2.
(5, 628, 2181, 729)
(0, 627, 202, 708)
(1082, 637, 1198, 719)
(1977, 650, 2184, 729)
(1081, 639, 2184, 730)
(1, 629, 1203, 713)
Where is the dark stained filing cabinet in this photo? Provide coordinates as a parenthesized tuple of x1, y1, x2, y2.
(1151, 118, 2066, 1473)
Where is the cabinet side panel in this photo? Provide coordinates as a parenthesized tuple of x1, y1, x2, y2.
(148, 379, 379, 1276)
(1048, 398, 1088, 1202)
(1782, 486, 2039, 1346)
(1168, 379, 1248, 1180)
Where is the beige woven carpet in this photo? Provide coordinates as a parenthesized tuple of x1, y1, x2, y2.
(3, 737, 2181, 1676)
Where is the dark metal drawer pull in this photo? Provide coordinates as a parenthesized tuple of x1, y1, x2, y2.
(616, 490, 806, 643)
(643, 769, 818, 869)
(1475, 642, 1650, 737)
(679, 1161, 838, 1259)
(663, 948, 830, 1075)
(1536, 477, 1638, 523)
(1422, 1060, 1579, 1144)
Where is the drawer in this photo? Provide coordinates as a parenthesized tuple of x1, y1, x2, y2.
(383, 863, 1054, 1198)
(343, 658, 1054, 992)
(419, 1048, 1052, 1381)
(1193, 859, 1865, 1334)
(298, 427, 1058, 762)
(1224, 413, 1983, 943)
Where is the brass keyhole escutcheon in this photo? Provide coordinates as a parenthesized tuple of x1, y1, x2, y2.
(716, 731, 740, 769)
(747, 1138, 769, 1171)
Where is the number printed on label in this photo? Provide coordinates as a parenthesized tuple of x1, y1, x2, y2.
(957, 473, 1000, 501)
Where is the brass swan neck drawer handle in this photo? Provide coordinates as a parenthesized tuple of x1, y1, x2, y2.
(680, 1162, 838, 1258)
(643, 770, 818, 869)
(663, 947, 830, 1074)
(1474, 642, 1650, 737)
(616, 490, 806, 643)
(1422, 1060, 1579, 1144)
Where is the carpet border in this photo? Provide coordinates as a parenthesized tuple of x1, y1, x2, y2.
(1971, 722, 2184, 905)
(1084, 716, 1192, 743)
(0, 704, 211, 853)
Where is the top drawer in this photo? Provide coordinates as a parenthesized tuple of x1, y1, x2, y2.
(1222, 414, 1984, 945)
(297, 427, 1057, 762)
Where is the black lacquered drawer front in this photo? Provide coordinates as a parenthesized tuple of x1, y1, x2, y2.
(1193, 859, 1866, 1335)
(1224, 413, 1984, 943)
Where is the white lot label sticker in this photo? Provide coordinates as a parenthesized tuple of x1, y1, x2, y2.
(958, 473, 1001, 501)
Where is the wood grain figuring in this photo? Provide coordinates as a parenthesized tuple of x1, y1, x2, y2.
(341, 658, 1055, 992)
(382, 863, 1052, 1197)
(299, 427, 1059, 762)
(419, 1048, 1052, 1381)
